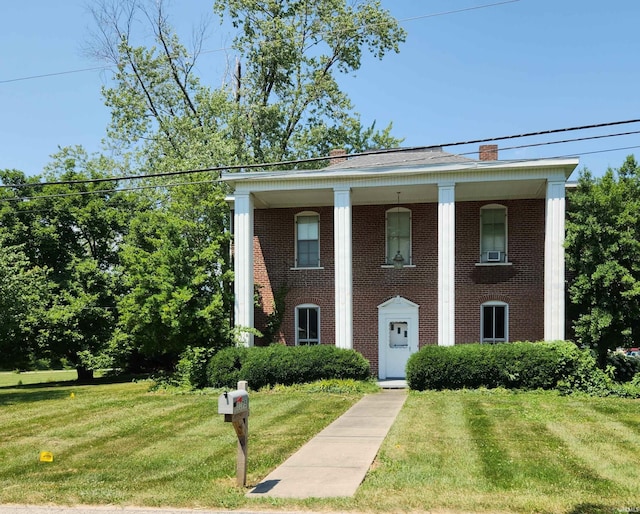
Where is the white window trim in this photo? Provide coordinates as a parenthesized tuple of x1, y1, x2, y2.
(295, 211, 320, 269)
(295, 303, 320, 345)
(480, 301, 509, 343)
(385, 206, 412, 266)
(479, 204, 508, 264)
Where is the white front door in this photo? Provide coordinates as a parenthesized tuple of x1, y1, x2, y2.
(378, 296, 419, 379)
(386, 320, 411, 378)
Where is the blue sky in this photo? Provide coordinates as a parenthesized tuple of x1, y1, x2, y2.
(1, 0, 639, 178)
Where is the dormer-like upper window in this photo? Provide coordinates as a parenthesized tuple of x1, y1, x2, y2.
(386, 207, 411, 266)
(480, 205, 507, 263)
(295, 212, 320, 268)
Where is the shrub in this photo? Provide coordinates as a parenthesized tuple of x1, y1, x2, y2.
(207, 344, 370, 389)
(174, 346, 217, 389)
(407, 341, 599, 392)
(206, 346, 249, 389)
(607, 352, 640, 382)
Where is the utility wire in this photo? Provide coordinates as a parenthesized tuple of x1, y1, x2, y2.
(454, 129, 640, 157)
(0, 1, 520, 85)
(0, 177, 217, 203)
(1, 117, 638, 190)
(2, 140, 639, 204)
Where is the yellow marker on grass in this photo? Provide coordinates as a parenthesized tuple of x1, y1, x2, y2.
(39, 451, 54, 463)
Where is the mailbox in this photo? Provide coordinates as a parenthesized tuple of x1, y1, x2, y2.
(218, 390, 249, 416)
(218, 383, 250, 488)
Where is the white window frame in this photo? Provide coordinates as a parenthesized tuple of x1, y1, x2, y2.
(296, 304, 320, 345)
(385, 207, 412, 266)
(480, 301, 508, 343)
(295, 211, 320, 268)
(480, 204, 507, 263)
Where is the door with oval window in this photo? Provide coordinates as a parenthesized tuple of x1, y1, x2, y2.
(378, 296, 419, 379)
(387, 321, 410, 377)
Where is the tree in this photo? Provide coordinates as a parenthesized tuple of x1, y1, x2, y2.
(90, 0, 405, 171)
(215, 0, 406, 165)
(115, 180, 232, 366)
(0, 147, 142, 379)
(566, 155, 640, 367)
(84, 0, 405, 372)
(88, 0, 235, 171)
(0, 236, 51, 370)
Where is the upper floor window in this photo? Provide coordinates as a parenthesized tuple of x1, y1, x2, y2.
(481, 301, 508, 343)
(296, 304, 320, 345)
(296, 212, 320, 267)
(480, 205, 507, 263)
(386, 207, 411, 265)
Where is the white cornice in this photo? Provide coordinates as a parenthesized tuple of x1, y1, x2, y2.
(221, 158, 579, 193)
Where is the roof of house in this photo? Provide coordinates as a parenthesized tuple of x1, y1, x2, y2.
(220, 147, 579, 208)
(325, 147, 475, 170)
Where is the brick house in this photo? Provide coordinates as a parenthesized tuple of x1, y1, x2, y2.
(221, 146, 578, 379)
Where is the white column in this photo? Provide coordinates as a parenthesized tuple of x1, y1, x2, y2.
(438, 183, 456, 346)
(234, 191, 254, 347)
(544, 180, 566, 341)
(334, 186, 353, 349)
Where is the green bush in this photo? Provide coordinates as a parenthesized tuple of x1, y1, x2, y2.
(207, 344, 370, 389)
(174, 346, 217, 389)
(607, 352, 640, 382)
(206, 346, 249, 388)
(406, 341, 595, 392)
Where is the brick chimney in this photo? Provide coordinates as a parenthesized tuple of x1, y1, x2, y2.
(479, 144, 498, 161)
(329, 148, 347, 165)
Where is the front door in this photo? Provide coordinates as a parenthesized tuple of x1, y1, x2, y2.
(377, 296, 419, 379)
(386, 321, 411, 378)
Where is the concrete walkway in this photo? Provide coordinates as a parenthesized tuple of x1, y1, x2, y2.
(246, 389, 407, 499)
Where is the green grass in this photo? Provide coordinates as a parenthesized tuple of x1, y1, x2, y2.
(0, 370, 80, 387)
(0, 382, 639, 513)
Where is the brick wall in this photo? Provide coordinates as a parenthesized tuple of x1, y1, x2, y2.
(252, 198, 546, 361)
(253, 206, 335, 346)
(455, 199, 545, 343)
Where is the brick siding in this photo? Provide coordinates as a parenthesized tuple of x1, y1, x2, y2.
(252, 198, 546, 365)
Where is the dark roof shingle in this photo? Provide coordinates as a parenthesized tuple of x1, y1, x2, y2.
(326, 147, 475, 170)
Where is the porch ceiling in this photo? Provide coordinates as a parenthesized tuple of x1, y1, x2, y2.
(250, 178, 549, 209)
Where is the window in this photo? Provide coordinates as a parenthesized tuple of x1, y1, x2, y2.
(386, 207, 411, 265)
(481, 302, 508, 343)
(296, 305, 319, 345)
(480, 205, 507, 263)
(296, 212, 320, 267)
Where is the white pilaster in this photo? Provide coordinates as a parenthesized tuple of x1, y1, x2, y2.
(334, 186, 353, 349)
(234, 191, 254, 347)
(438, 183, 456, 346)
(544, 180, 566, 341)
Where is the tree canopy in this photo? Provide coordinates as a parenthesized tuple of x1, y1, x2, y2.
(566, 155, 640, 366)
(0, 0, 407, 377)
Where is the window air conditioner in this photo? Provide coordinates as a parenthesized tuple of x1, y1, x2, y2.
(486, 251, 502, 262)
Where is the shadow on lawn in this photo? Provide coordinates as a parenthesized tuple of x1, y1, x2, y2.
(567, 504, 626, 514)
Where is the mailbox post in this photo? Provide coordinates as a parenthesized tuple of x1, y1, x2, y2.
(218, 381, 249, 487)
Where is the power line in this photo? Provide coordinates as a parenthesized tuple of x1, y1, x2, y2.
(455, 129, 640, 157)
(0, 1, 520, 85)
(1, 142, 637, 205)
(399, 1, 519, 24)
(1, 117, 639, 190)
(1, 131, 639, 203)
(551, 145, 640, 159)
(0, 66, 112, 85)
(0, 178, 217, 204)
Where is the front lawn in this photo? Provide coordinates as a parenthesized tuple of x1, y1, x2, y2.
(0, 381, 638, 513)
(358, 389, 640, 513)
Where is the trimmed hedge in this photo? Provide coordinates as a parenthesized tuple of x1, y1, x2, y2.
(207, 344, 370, 389)
(406, 341, 588, 391)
